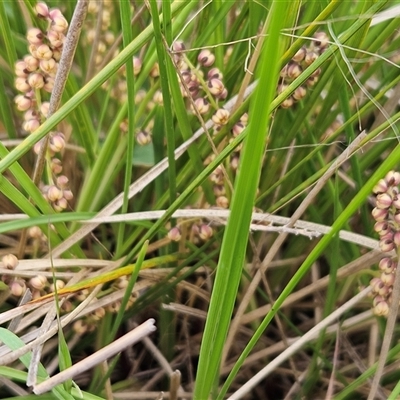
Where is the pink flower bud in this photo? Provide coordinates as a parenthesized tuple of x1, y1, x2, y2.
(10, 280, 26, 297)
(150, 62, 160, 78)
(192, 98, 209, 114)
(281, 97, 294, 109)
(213, 185, 225, 197)
(198, 224, 213, 240)
(198, 49, 215, 67)
(212, 108, 230, 126)
(40, 58, 57, 75)
(47, 185, 63, 202)
(136, 131, 152, 145)
(15, 77, 31, 92)
(2, 254, 18, 269)
(153, 90, 163, 105)
(208, 78, 225, 96)
(167, 227, 181, 242)
(35, 2, 49, 18)
(304, 51, 318, 66)
(28, 226, 42, 239)
(232, 122, 245, 137)
(133, 57, 142, 75)
(40, 102, 50, 117)
(24, 55, 39, 72)
(376, 193, 393, 209)
(51, 158, 63, 174)
(49, 133, 65, 152)
(313, 32, 329, 49)
(385, 171, 400, 186)
(29, 275, 47, 290)
(379, 238, 395, 253)
(381, 271, 395, 286)
(15, 60, 29, 77)
(293, 86, 307, 101)
(373, 300, 389, 317)
(371, 207, 387, 222)
(23, 119, 40, 133)
(50, 15, 69, 33)
(28, 72, 45, 89)
(63, 190, 74, 201)
(292, 47, 306, 62)
(216, 195, 229, 208)
(14, 95, 32, 111)
(379, 257, 394, 273)
(27, 28, 44, 45)
(286, 62, 302, 80)
(208, 67, 223, 80)
(36, 44, 53, 60)
(54, 198, 68, 211)
(394, 231, 400, 247)
(373, 179, 388, 194)
(43, 77, 55, 92)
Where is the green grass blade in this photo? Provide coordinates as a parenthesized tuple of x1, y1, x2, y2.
(194, 2, 298, 398)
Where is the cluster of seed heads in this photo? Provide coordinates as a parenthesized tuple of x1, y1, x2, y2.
(278, 31, 329, 108)
(14, 2, 73, 213)
(369, 170, 400, 316)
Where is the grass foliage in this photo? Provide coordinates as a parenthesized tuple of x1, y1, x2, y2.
(0, 0, 400, 399)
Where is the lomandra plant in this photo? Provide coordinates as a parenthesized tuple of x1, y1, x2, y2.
(1, 1, 400, 399)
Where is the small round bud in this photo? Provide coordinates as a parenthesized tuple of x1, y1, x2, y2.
(281, 97, 294, 109)
(293, 86, 307, 101)
(50, 15, 69, 33)
(385, 170, 400, 187)
(379, 257, 394, 273)
(63, 190, 74, 201)
(230, 155, 239, 170)
(394, 231, 400, 247)
(40, 58, 57, 75)
(49, 133, 65, 153)
(35, 2, 49, 18)
(43, 77, 55, 92)
(286, 62, 302, 80)
(15, 61, 29, 77)
(28, 226, 42, 239)
(92, 307, 105, 321)
(198, 49, 215, 67)
(313, 32, 329, 49)
(47, 185, 63, 202)
(29, 275, 47, 290)
(104, 31, 115, 45)
(54, 198, 68, 211)
(153, 90, 163, 105)
(53, 279, 65, 291)
(10, 280, 26, 297)
(373, 179, 389, 194)
(150, 62, 160, 78)
(28, 72, 45, 89)
(15, 95, 32, 111)
(373, 300, 389, 317)
(212, 108, 230, 126)
(292, 47, 306, 62)
(23, 55, 39, 72)
(50, 158, 63, 174)
(36, 44, 53, 60)
(2, 254, 19, 269)
(133, 57, 142, 75)
(27, 28, 44, 45)
(23, 118, 40, 133)
(208, 67, 223, 80)
(167, 227, 181, 242)
(374, 221, 391, 236)
(198, 224, 213, 240)
(136, 130, 152, 145)
(306, 76, 318, 87)
(379, 238, 395, 253)
(213, 185, 225, 197)
(304, 51, 318, 66)
(56, 175, 69, 189)
(381, 271, 395, 286)
(191, 98, 209, 114)
(208, 78, 225, 97)
(216, 195, 229, 208)
(15, 77, 31, 93)
(372, 207, 388, 222)
(232, 122, 245, 137)
(40, 102, 50, 117)
(376, 193, 393, 209)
